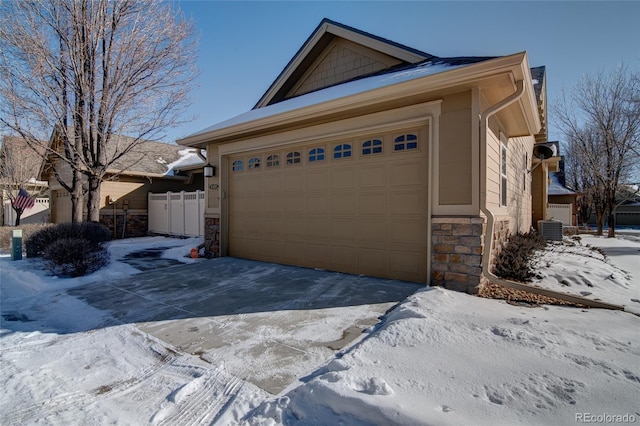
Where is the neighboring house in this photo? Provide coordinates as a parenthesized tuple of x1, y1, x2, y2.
(178, 19, 556, 293)
(615, 202, 640, 226)
(43, 129, 205, 238)
(0, 135, 50, 225)
(545, 143, 579, 226)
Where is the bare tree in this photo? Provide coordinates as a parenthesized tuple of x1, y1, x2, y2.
(0, 136, 49, 225)
(554, 65, 640, 237)
(0, 0, 197, 222)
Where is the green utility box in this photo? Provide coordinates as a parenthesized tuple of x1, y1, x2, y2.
(11, 229, 22, 260)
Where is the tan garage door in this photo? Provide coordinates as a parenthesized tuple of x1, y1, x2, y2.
(227, 127, 429, 282)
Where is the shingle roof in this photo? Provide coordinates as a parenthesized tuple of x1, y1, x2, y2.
(187, 55, 497, 139)
(105, 135, 203, 176)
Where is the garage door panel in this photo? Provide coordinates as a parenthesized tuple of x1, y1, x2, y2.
(358, 192, 387, 215)
(285, 172, 305, 192)
(262, 217, 284, 237)
(331, 167, 356, 189)
(331, 193, 356, 214)
(306, 169, 329, 191)
(390, 218, 426, 245)
(284, 218, 306, 238)
(284, 242, 306, 264)
(256, 240, 285, 261)
(230, 174, 246, 192)
(263, 196, 284, 214)
(306, 194, 328, 215)
(228, 127, 429, 283)
(389, 251, 425, 282)
(263, 174, 284, 194)
(390, 159, 425, 187)
(329, 246, 358, 272)
(331, 218, 357, 240)
(246, 175, 264, 194)
(358, 164, 387, 188)
(284, 195, 305, 214)
(229, 197, 251, 214)
(357, 248, 388, 277)
(304, 244, 328, 268)
(358, 219, 386, 243)
(306, 218, 329, 239)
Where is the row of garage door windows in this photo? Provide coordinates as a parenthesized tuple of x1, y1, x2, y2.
(232, 133, 419, 172)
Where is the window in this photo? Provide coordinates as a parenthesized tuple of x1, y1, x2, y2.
(309, 147, 325, 162)
(333, 143, 352, 159)
(248, 157, 261, 169)
(232, 160, 243, 172)
(266, 154, 280, 167)
(394, 134, 418, 151)
(286, 151, 301, 164)
(501, 142, 508, 206)
(362, 139, 382, 155)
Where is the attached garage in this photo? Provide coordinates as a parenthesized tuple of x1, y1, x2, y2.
(227, 126, 429, 282)
(178, 19, 544, 292)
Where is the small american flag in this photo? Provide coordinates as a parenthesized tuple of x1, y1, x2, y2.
(13, 188, 35, 210)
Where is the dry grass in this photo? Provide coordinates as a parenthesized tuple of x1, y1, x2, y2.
(0, 224, 52, 254)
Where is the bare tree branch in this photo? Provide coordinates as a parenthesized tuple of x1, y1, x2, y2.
(0, 0, 198, 221)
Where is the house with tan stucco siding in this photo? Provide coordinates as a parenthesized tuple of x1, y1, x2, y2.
(178, 19, 556, 293)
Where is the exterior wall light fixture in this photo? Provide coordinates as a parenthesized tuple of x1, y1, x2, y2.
(203, 164, 215, 177)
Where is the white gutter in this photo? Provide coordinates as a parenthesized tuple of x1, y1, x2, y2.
(478, 80, 624, 311)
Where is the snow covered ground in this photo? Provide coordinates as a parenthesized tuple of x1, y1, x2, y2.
(1, 234, 639, 425)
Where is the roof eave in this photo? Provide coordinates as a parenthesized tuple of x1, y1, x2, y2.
(179, 53, 538, 148)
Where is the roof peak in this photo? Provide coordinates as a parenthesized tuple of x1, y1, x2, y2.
(254, 18, 435, 109)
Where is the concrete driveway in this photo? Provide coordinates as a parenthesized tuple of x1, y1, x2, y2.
(69, 257, 422, 394)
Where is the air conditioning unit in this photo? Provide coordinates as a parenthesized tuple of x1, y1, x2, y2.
(537, 220, 563, 242)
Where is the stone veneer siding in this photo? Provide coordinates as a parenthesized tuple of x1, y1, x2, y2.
(431, 216, 512, 294)
(99, 211, 148, 239)
(431, 217, 485, 294)
(204, 217, 221, 258)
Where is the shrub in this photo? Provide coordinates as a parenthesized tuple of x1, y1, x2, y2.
(43, 237, 110, 277)
(26, 221, 111, 257)
(493, 231, 546, 282)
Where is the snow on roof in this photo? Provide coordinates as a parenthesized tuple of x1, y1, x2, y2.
(188, 59, 473, 138)
(548, 173, 576, 196)
(165, 149, 205, 175)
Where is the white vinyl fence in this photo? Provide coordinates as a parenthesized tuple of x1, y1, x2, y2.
(547, 203, 573, 226)
(3, 198, 50, 226)
(148, 191, 205, 237)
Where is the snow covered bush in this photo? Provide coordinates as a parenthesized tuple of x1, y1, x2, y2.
(26, 222, 111, 257)
(43, 237, 110, 277)
(494, 231, 546, 282)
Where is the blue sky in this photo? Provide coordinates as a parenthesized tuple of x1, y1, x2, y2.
(167, 1, 640, 143)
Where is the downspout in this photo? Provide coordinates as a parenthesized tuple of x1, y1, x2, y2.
(478, 80, 623, 311)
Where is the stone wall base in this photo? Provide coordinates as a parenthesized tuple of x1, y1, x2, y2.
(431, 216, 512, 294)
(100, 212, 148, 239)
(431, 217, 485, 294)
(204, 217, 221, 258)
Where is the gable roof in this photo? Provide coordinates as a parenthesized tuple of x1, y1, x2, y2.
(48, 128, 204, 179)
(180, 54, 520, 146)
(255, 18, 434, 108)
(106, 137, 204, 177)
(179, 20, 541, 147)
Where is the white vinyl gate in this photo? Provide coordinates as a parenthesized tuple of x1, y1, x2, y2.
(3, 198, 50, 226)
(148, 191, 205, 237)
(547, 203, 573, 226)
